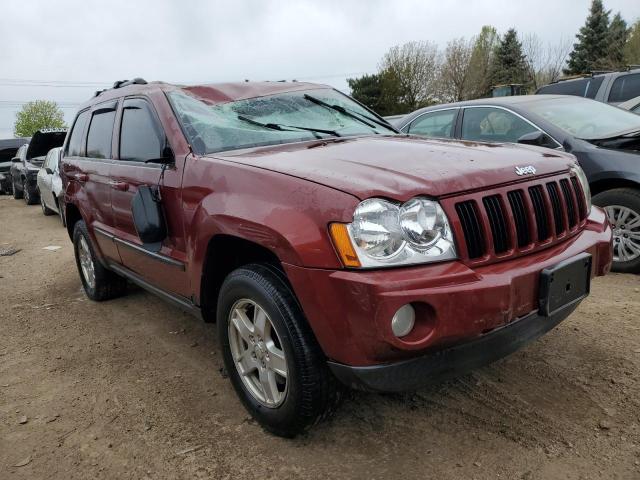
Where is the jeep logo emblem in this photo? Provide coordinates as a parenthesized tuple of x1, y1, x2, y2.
(515, 165, 537, 176)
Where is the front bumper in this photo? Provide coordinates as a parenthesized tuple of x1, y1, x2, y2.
(328, 302, 578, 392)
(284, 207, 612, 375)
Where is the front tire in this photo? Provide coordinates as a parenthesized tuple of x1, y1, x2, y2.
(23, 182, 38, 205)
(217, 264, 342, 437)
(73, 220, 127, 301)
(12, 179, 23, 199)
(593, 188, 640, 273)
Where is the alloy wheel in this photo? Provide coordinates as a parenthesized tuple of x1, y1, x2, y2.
(228, 299, 288, 407)
(78, 236, 96, 289)
(605, 205, 640, 263)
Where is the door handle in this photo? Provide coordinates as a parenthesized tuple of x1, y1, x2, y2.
(109, 180, 129, 191)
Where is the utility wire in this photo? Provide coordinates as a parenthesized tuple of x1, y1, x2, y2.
(0, 71, 371, 88)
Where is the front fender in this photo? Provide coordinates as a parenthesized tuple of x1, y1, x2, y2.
(182, 158, 360, 299)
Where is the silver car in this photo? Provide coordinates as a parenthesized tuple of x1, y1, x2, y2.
(36, 147, 64, 222)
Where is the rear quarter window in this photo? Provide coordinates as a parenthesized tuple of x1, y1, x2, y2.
(66, 110, 90, 157)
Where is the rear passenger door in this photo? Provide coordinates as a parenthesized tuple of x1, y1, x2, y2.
(110, 97, 189, 297)
(38, 150, 55, 209)
(66, 103, 121, 261)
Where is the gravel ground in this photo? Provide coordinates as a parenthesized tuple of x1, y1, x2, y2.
(0, 194, 639, 480)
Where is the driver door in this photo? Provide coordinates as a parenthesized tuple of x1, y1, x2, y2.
(110, 97, 189, 297)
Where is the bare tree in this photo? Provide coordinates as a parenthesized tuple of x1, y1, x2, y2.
(439, 37, 474, 102)
(466, 26, 499, 99)
(522, 33, 572, 90)
(379, 41, 441, 111)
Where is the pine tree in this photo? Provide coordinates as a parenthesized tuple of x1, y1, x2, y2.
(489, 28, 529, 86)
(565, 0, 611, 74)
(605, 13, 629, 69)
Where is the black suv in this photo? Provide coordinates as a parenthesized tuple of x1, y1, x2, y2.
(10, 129, 67, 204)
(0, 138, 30, 194)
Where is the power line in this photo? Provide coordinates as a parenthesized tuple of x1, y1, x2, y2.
(0, 71, 370, 88)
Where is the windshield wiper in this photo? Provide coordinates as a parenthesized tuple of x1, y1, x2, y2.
(237, 115, 340, 137)
(303, 94, 397, 132)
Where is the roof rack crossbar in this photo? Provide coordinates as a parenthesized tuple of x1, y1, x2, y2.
(93, 78, 148, 97)
(113, 78, 148, 89)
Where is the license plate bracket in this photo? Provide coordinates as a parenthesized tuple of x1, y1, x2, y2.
(538, 253, 592, 317)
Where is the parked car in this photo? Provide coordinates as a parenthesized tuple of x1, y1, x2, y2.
(0, 137, 30, 194)
(61, 79, 612, 437)
(11, 129, 67, 204)
(619, 95, 640, 114)
(394, 95, 640, 273)
(536, 67, 640, 105)
(36, 146, 64, 221)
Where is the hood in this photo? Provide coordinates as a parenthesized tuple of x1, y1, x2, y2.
(213, 135, 575, 200)
(26, 129, 67, 161)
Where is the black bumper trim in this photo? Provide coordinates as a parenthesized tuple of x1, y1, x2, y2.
(327, 302, 579, 392)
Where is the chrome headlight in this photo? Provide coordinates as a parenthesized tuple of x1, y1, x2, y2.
(571, 164, 591, 213)
(339, 197, 457, 268)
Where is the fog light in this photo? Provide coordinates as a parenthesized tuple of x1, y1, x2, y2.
(391, 304, 415, 337)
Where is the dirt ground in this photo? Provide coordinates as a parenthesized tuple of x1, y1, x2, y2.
(0, 195, 639, 480)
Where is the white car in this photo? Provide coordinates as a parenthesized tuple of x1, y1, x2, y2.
(36, 146, 64, 223)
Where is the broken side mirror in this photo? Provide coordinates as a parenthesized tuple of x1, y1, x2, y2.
(131, 185, 167, 252)
(144, 146, 175, 165)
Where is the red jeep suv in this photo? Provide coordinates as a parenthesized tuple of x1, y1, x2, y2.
(61, 78, 613, 437)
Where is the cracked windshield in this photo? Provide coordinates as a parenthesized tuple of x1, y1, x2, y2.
(168, 88, 396, 154)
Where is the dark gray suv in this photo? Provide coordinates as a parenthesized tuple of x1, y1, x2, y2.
(536, 67, 640, 105)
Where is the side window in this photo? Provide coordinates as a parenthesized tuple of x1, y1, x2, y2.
(86, 108, 117, 159)
(608, 74, 640, 103)
(66, 109, 90, 157)
(461, 107, 538, 143)
(119, 99, 164, 162)
(537, 79, 589, 96)
(406, 110, 457, 138)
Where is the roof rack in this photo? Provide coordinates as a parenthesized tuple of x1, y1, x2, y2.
(113, 78, 147, 89)
(94, 78, 148, 97)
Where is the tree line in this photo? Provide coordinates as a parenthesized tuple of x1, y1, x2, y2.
(349, 0, 640, 116)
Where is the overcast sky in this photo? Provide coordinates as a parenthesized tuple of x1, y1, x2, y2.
(1, 0, 639, 138)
